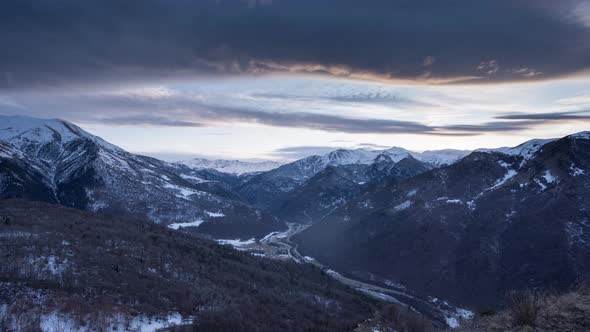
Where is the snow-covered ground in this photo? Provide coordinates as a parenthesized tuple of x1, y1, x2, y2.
(167, 219, 205, 230)
(205, 211, 225, 218)
(216, 238, 256, 248)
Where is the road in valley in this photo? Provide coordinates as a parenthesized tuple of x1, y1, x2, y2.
(255, 223, 466, 328)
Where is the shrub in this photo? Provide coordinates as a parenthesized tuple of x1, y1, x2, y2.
(508, 290, 540, 327)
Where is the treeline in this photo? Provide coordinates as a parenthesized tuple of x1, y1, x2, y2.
(0, 199, 381, 331)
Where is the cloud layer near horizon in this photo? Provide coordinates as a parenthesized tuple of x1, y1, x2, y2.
(1, 0, 590, 89)
(2, 78, 590, 137)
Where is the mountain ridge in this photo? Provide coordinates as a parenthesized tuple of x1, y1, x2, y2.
(0, 114, 285, 239)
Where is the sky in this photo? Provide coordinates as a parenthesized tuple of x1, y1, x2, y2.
(1, 0, 590, 161)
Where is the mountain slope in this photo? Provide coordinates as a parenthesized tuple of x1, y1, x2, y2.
(0, 115, 285, 238)
(276, 155, 432, 224)
(0, 199, 383, 332)
(294, 132, 590, 308)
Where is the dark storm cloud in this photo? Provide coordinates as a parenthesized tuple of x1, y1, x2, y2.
(1, 0, 589, 89)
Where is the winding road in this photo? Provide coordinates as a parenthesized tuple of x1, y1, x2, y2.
(258, 223, 465, 328)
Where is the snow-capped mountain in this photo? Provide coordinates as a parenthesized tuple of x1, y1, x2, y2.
(178, 158, 282, 175)
(236, 146, 469, 209)
(477, 137, 557, 161)
(321, 147, 470, 168)
(276, 155, 433, 223)
(295, 131, 590, 308)
(0, 115, 284, 238)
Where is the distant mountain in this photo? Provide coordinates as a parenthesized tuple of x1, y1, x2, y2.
(0, 115, 285, 238)
(275, 155, 432, 224)
(294, 132, 590, 308)
(178, 158, 283, 175)
(237, 147, 467, 210)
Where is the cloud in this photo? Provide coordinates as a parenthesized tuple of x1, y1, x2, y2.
(99, 115, 204, 127)
(356, 142, 392, 149)
(557, 95, 590, 105)
(495, 110, 590, 120)
(1, 88, 561, 136)
(437, 121, 539, 132)
(1, 0, 589, 89)
(271, 146, 343, 160)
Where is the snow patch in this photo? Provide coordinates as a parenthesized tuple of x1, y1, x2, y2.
(216, 238, 256, 248)
(490, 169, 517, 190)
(180, 173, 210, 183)
(446, 317, 460, 329)
(394, 200, 412, 211)
(446, 199, 462, 204)
(163, 183, 205, 199)
(542, 170, 558, 184)
(570, 163, 586, 176)
(205, 211, 225, 218)
(167, 219, 205, 230)
(534, 178, 547, 191)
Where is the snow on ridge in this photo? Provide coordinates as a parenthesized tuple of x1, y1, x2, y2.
(319, 146, 468, 167)
(323, 148, 379, 165)
(178, 158, 282, 175)
(0, 114, 124, 154)
(412, 149, 471, 166)
(477, 138, 556, 161)
(568, 131, 590, 140)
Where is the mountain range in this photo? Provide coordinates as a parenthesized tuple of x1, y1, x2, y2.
(1, 114, 589, 326)
(0, 115, 284, 239)
(295, 132, 590, 307)
(177, 157, 283, 175)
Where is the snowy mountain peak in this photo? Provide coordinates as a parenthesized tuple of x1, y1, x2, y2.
(568, 131, 590, 140)
(477, 138, 557, 160)
(0, 115, 122, 155)
(178, 158, 282, 175)
(413, 149, 471, 167)
(315, 146, 467, 167)
(373, 153, 394, 164)
(322, 148, 376, 166)
(0, 115, 87, 142)
(382, 147, 412, 162)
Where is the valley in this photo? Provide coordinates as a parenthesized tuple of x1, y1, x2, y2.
(1, 115, 589, 331)
(221, 222, 474, 328)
